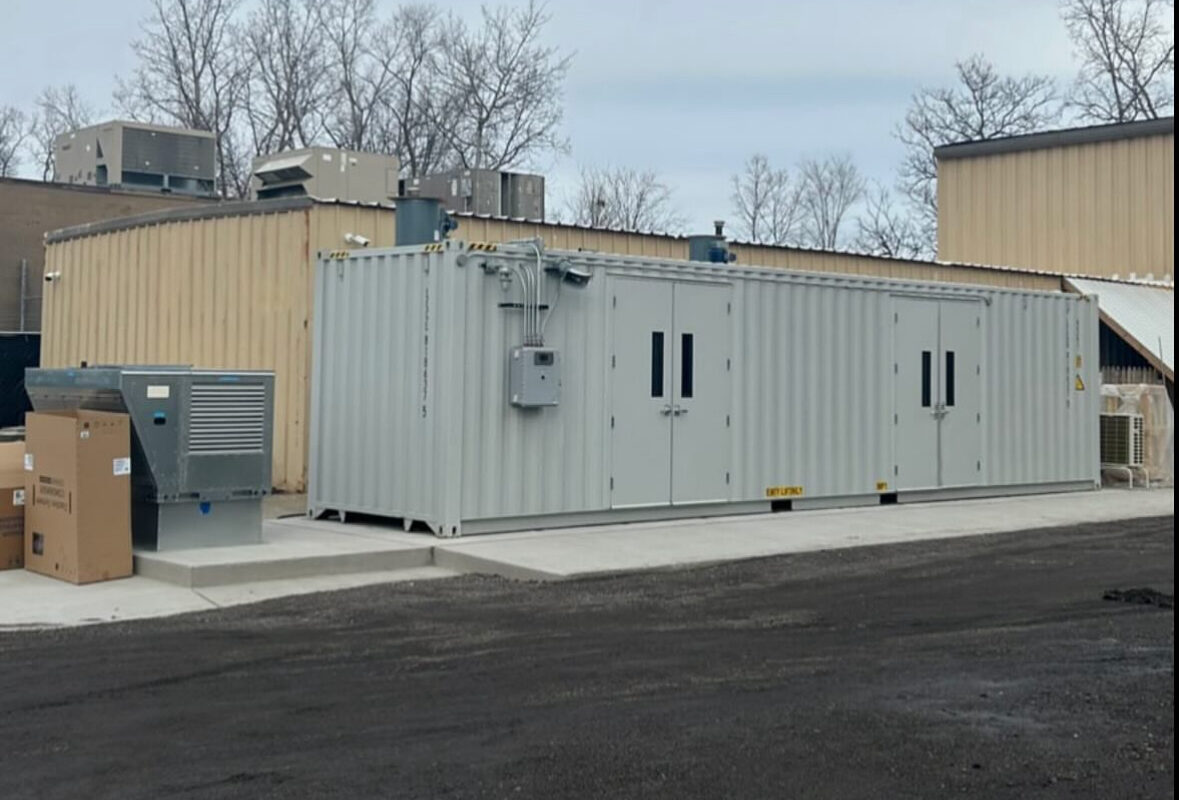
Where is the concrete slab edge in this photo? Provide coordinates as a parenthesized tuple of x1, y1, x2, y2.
(431, 548, 567, 582)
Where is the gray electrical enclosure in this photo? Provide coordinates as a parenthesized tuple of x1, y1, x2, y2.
(509, 346, 561, 407)
(310, 241, 1101, 538)
(25, 366, 274, 550)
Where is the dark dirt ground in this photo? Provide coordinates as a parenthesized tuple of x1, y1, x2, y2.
(0, 515, 1173, 800)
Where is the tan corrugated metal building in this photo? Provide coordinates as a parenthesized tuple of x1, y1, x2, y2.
(40, 198, 1069, 491)
(936, 118, 1174, 281)
(0, 177, 215, 331)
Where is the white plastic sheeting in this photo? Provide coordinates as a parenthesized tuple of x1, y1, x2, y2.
(1102, 384, 1174, 486)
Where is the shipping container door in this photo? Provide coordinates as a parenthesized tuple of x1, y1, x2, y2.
(670, 282, 732, 505)
(893, 297, 940, 489)
(610, 279, 674, 507)
(937, 300, 983, 487)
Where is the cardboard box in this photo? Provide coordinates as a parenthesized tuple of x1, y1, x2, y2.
(0, 441, 25, 569)
(24, 411, 133, 584)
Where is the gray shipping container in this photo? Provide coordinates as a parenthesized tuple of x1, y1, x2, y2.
(309, 240, 1100, 537)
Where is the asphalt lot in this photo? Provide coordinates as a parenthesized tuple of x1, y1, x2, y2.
(0, 515, 1173, 800)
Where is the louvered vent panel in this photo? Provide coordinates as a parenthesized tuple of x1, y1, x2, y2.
(188, 383, 267, 454)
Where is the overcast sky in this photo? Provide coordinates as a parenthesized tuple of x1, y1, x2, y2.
(0, 0, 1080, 232)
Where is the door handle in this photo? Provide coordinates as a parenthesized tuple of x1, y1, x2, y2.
(673, 405, 688, 416)
(660, 404, 674, 416)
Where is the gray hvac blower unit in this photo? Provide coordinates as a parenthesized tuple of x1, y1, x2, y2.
(25, 366, 274, 550)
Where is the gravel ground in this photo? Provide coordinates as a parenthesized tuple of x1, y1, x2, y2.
(0, 515, 1173, 799)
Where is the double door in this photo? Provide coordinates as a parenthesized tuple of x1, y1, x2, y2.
(893, 297, 982, 490)
(610, 279, 731, 507)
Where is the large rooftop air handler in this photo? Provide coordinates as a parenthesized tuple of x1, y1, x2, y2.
(25, 366, 274, 550)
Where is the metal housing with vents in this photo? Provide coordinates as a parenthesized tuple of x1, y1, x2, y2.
(1100, 413, 1145, 467)
(309, 241, 1101, 538)
(25, 366, 274, 550)
(54, 121, 218, 196)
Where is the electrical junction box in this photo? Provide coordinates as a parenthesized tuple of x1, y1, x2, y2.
(509, 347, 560, 407)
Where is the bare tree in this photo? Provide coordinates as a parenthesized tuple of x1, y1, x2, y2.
(26, 84, 95, 180)
(0, 106, 27, 177)
(564, 165, 684, 232)
(115, 0, 249, 196)
(853, 182, 925, 259)
(318, 0, 397, 152)
(1061, 0, 1175, 121)
(797, 154, 866, 249)
(383, 5, 454, 176)
(439, 0, 571, 170)
(730, 154, 805, 245)
(896, 55, 1059, 250)
(242, 0, 326, 155)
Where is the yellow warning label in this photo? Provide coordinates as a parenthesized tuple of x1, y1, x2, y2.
(876, 481, 889, 492)
(468, 241, 499, 252)
(1075, 375, 1085, 391)
(765, 485, 804, 498)
(327, 249, 350, 260)
(1075, 354, 1083, 368)
(423, 243, 445, 253)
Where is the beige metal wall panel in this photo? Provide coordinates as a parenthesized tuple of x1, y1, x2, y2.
(938, 132, 1174, 280)
(41, 203, 390, 492)
(729, 243, 1062, 291)
(450, 215, 687, 259)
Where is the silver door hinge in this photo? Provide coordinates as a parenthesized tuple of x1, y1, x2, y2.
(894, 363, 898, 374)
(726, 414, 730, 427)
(894, 465, 898, 475)
(726, 471, 731, 484)
(611, 354, 616, 368)
(976, 412, 980, 422)
(727, 302, 732, 314)
(726, 358, 731, 371)
(610, 476, 614, 490)
(610, 415, 615, 429)
(977, 460, 981, 471)
(894, 413, 898, 424)
(894, 312, 898, 323)
(612, 295, 617, 308)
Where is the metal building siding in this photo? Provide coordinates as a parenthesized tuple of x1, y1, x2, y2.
(938, 132, 1174, 279)
(309, 245, 1099, 533)
(41, 204, 391, 492)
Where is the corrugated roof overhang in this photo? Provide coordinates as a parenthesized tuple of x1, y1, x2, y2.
(1065, 277, 1174, 381)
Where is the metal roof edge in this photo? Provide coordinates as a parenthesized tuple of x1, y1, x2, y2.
(935, 117, 1174, 160)
(45, 196, 321, 243)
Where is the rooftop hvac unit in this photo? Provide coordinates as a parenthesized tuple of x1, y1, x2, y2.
(25, 366, 274, 550)
(1099, 413, 1144, 467)
(250, 147, 400, 203)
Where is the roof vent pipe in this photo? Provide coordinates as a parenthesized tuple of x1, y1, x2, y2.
(395, 196, 458, 246)
(687, 219, 736, 264)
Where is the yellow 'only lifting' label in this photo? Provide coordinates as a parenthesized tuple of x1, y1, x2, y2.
(876, 481, 889, 492)
(765, 485, 804, 498)
(1075, 375, 1085, 391)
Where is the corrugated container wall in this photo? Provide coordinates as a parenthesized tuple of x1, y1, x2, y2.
(40, 203, 394, 491)
(938, 128, 1174, 280)
(309, 243, 1100, 536)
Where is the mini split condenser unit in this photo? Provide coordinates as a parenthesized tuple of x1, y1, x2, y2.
(1099, 413, 1145, 466)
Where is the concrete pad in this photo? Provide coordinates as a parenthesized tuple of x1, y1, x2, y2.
(434, 489, 1175, 581)
(0, 566, 460, 630)
(134, 517, 433, 587)
(0, 570, 215, 630)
